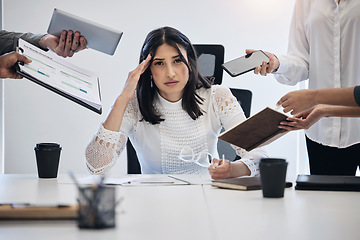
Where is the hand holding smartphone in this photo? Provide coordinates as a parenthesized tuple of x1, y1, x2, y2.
(222, 50, 269, 77)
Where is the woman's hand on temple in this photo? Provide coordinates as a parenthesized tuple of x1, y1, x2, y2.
(121, 54, 152, 100)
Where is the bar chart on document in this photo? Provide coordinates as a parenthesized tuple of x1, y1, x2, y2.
(17, 38, 102, 113)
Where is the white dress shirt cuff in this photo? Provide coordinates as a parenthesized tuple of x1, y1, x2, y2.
(273, 55, 288, 74)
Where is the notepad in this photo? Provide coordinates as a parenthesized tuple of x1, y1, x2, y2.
(212, 176, 293, 191)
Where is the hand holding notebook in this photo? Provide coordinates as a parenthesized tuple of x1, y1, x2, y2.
(218, 107, 289, 151)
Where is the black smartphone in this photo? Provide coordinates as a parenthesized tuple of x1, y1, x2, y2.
(222, 50, 270, 77)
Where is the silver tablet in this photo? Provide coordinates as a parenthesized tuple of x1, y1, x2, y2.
(47, 8, 123, 55)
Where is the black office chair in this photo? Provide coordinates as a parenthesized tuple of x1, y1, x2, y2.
(193, 44, 224, 85)
(217, 88, 252, 161)
(229, 88, 252, 119)
(193, 44, 253, 161)
(127, 140, 141, 174)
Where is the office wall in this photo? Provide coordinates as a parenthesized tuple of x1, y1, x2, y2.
(3, 0, 305, 180)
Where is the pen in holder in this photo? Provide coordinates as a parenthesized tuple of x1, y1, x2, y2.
(77, 185, 116, 229)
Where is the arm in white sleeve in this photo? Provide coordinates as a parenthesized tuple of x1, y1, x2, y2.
(85, 124, 127, 175)
(212, 86, 268, 176)
(273, 0, 310, 86)
(85, 95, 139, 174)
(233, 146, 268, 177)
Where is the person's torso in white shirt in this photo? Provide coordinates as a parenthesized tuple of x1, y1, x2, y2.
(275, 0, 360, 148)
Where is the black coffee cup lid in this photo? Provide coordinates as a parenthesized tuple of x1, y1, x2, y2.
(35, 143, 61, 150)
(260, 158, 287, 166)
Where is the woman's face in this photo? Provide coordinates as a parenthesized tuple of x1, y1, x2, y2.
(150, 43, 189, 102)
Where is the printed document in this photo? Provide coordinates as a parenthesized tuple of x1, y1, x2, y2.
(17, 38, 102, 114)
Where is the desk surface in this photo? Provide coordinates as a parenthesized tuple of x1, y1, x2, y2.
(0, 174, 359, 240)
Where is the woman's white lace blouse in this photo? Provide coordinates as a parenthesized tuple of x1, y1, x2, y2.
(85, 85, 267, 175)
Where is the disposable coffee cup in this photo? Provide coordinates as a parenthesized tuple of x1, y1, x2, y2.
(34, 143, 62, 178)
(259, 158, 288, 198)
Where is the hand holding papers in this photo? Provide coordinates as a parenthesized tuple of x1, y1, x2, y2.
(16, 38, 102, 114)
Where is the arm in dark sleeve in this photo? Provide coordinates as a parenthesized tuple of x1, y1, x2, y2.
(0, 30, 45, 55)
(354, 86, 360, 107)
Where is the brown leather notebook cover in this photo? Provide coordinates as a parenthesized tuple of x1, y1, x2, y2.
(218, 107, 288, 151)
(212, 176, 293, 191)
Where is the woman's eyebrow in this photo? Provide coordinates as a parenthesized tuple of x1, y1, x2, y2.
(153, 55, 180, 61)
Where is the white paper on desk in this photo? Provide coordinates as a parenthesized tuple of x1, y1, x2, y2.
(121, 175, 213, 186)
(168, 174, 213, 185)
(121, 175, 190, 186)
(58, 175, 149, 185)
(59, 174, 210, 186)
(78, 175, 150, 185)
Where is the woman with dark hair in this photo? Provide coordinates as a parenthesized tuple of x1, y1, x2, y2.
(85, 26, 267, 179)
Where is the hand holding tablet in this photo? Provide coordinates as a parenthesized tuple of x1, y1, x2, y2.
(47, 8, 123, 55)
(39, 30, 87, 58)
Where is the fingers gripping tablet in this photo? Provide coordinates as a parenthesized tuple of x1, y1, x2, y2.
(47, 8, 123, 55)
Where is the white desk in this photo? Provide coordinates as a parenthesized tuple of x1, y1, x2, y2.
(0, 174, 359, 240)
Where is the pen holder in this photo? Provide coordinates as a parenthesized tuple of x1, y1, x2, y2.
(77, 186, 116, 229)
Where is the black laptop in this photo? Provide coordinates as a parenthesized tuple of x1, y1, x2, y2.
(295, 174, 360, 191)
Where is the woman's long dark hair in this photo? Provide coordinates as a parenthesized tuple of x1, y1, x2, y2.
(137, 26, 211, 124)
